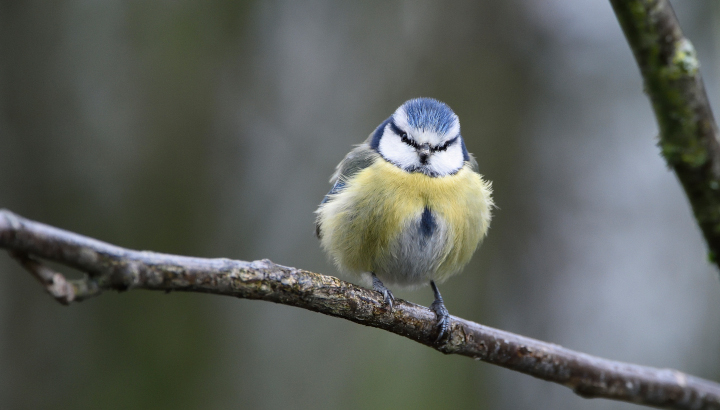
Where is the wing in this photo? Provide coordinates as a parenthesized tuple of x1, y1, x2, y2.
(323, 144, 376, 201)
(315, 142, 378, 238)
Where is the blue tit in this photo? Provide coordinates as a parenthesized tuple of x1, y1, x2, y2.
(315, 97, 493, 340)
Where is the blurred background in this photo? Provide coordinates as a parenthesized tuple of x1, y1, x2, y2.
(1, 1, 720, 409)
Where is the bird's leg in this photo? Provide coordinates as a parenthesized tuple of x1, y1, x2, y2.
(430, 281, 450, 342)
(371, 272, 395, 310)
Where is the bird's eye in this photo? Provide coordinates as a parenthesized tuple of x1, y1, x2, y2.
(400, 132, 414, 146)
(434, 136, 458, 152)
(396, 130, 419, 149)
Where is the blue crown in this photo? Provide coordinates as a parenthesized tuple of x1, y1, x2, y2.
(402, 98, 457, 135)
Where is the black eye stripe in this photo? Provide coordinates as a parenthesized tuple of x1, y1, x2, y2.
(388, 121, 458, 152)
(432, 136, 458, 152)
(400, 133, 419, 149)
(390, 122, 420, 149)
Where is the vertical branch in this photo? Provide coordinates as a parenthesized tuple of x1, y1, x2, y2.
(610, 0, 720, 266)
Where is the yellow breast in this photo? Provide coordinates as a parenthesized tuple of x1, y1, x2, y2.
(317, 158, 492, 286)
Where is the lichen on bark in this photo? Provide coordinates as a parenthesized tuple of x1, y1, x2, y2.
(611, 0, 720, 269)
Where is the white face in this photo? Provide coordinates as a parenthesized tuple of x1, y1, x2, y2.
(376, 106, 465, 177)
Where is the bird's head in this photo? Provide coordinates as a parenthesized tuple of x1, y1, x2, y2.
(371, 98, 469, 177)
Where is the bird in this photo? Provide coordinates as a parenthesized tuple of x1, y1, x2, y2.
(314, 97, 493, 341)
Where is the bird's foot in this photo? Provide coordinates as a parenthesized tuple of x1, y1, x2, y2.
(430, 281, 450, 343)
(372, 273, 395, 311)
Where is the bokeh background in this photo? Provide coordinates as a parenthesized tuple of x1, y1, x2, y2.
(2, 1, 720, 409)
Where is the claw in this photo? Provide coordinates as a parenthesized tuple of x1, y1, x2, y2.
(372, 273, 395, 311)
(430, 281, 450, 343)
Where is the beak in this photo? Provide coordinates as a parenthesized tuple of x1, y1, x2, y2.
(418, 143, 431, 164)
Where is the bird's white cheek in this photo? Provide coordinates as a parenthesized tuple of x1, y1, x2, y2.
(428, 144, 464, 175)
(378, 133, 418, 168)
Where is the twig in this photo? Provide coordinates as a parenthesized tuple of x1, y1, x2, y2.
(610, 0, 720, 266)
(1, 209, 719, 409)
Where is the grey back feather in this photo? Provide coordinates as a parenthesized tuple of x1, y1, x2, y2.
(315, 141, 378, 238)
(466, 152, 479, 174)
(330, 140, 378, 185)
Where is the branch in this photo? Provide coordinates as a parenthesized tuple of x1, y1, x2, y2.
(610, 0, 720, 267)
(1, 209, 719, 409)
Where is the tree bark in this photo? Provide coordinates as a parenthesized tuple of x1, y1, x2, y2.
(2, 209, 719, 410)
(610, 0, 720, 266)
